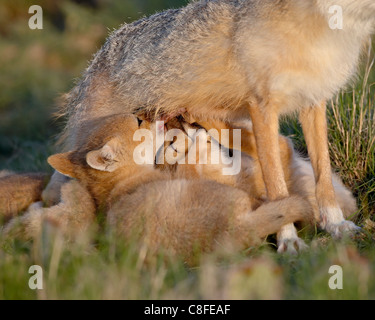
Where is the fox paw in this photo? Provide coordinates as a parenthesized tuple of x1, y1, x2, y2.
(277, 237, 308, 255)
(320, 207, 361, 239)
(324, 220, 361, 239)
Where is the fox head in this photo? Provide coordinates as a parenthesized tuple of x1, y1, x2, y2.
(48, 114, 153, 204)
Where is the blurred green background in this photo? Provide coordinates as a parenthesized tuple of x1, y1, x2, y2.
(0, 0, 187, 171)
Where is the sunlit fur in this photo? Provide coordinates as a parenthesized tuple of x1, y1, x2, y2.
(2, 114, 357, 262)
(57, 0, 375, 150)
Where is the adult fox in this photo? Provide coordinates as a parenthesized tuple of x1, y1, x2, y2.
(46, 0, 372, 250)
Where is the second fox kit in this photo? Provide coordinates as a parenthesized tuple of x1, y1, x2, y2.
(44, 114, 311, 263)
(48, 0, 373, 250)
(160, 118, 357, 251)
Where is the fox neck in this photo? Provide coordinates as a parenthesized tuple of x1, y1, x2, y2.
(82, 165, 153, 209)
(105, 166, 166, 208)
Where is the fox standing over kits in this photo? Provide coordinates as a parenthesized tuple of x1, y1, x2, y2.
(48, 0, 373, 251)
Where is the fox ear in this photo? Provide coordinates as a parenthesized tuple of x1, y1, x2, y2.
(86, 141, 120, 173)
(48, 152, 77, 178)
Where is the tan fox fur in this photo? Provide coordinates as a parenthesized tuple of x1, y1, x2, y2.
(0, 172, 49, 222)
(44, 0, 373, 251)
(46, 114, 358, 256)
(214, 118, 357, 219)
(2, 114, 357, 255)
(162, 118, 357, 222)
(2, 180, 96, 242)
(2, 113, 357, 257)
(40, 114, 313, 263)
(108, 179, 310, 265)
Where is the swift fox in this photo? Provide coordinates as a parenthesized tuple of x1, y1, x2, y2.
(161, 118, 357, 252)
(47, 0, 371, 250)
(40, 114, 312, 263)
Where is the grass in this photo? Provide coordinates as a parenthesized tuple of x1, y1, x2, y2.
(1, 228, 375, 300)
(327, 48, 375, 222)
(0, 0, 375, 301)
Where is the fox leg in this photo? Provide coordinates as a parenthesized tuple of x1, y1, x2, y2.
(248, 103, 307, 253)
(299, 102, 360, 238)
(42, 171, 70, 206)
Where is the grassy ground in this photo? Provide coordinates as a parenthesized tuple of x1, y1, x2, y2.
(0, 1, 374, 300)
(1, 222, 375, 300)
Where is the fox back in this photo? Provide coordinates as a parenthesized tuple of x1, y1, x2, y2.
(59, 0, 375, 150)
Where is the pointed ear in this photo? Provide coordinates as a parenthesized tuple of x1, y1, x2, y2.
(48, 152, 77, 178)
(86, 140, 120, 173)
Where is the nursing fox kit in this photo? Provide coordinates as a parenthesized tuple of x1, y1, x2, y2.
(1, 114, 357, 261)
(46, 114, 314, 264)
(47, 0, 374, 250)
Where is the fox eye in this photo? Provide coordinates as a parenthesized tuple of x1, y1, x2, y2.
(137, 117, 143, 127)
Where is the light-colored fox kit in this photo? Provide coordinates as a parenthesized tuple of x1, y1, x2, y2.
(44, 114, 313, 263)
(47, 0, 372, 251)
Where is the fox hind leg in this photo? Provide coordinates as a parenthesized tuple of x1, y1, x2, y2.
(299, 102, 360, 238)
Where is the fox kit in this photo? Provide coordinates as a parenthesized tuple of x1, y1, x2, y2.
(162, 118, 357, 252)
(2, 180, 96, 242)
(48, 0, 372, 250)
(0, 172, 48, 222)
(44, 114, 311, 263)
